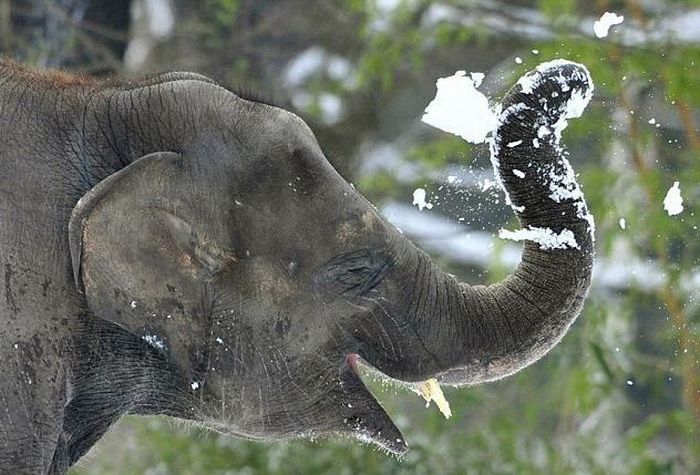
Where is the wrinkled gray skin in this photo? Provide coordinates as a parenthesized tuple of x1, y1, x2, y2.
(0, 59, 593, 474)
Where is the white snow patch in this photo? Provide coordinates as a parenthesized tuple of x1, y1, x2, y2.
(507, 140, 523, 148)
(513, 169, 526, 178)
(412, 188, 433, 211)
(499, 226, 580, 250)
(422, 70, 498, 143)
(480, 178, 496, 192)
(130, 300, 137, 309)
(516, 59, 591, 97)
(545, 160, 596, 237)
(515, 56, 523, 64)
(626, 380, 634, 386)
(648, 118, 656, 125)
(470, 72, 485, 87)
(594, 12, 624, 38)
(216, 337, 224, 344)
(533, 138, 540, 148)
(619, 218, 626, 230)
(663, 181, 684, 216)
(143, 334, 165, 350)
(191, 381, 200, 390)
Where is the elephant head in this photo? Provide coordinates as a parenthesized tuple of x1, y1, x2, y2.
(69, 61, 594, 453)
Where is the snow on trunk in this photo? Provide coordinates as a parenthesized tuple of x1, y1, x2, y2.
(421, 60, 595, 244)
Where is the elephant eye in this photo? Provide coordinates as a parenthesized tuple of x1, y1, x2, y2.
(314, 248, 392, 298)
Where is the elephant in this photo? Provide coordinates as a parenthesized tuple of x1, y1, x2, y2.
(0, 57, 594, 474)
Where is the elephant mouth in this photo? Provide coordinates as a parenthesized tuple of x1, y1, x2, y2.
(345, 352, 362, 372)
(342, 352, 413, 454)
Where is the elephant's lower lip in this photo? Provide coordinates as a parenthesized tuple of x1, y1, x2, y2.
(344, 352, 409, 455)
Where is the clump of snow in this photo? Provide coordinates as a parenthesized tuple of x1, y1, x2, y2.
(594, 12, 624, 39)
(516, 59, 591, 98)
(515, 56, 523, 64)
(499, 226, 580, 250)
(544, 160, 596, 237)
(422, 70, 498, 143)
(130, 300, 137, 309)
(469, 72, 485, 87)
(619, 218, 626, 230)
(562, 87, 592, 119)
(412, 188, 433, 211)
(663, 181, 684, 216)
(549, 87, 593, 145)
(507, 140, 523, 148)
(480, 178, 497, 191)
(513, 169, 526, 178)
(191, 381, 200, 390)
(142, 334, 166, 350)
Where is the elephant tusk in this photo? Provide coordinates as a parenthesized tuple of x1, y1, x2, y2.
(418, 378, 452, 419)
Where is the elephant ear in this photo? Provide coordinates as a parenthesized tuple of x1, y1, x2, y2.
(69, 151, 228, 380)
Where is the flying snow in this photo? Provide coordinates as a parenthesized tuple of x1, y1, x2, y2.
(421, 70, 498, 144)
(412, 188, 433, 211)
(498, 226, 580, 250)
(480, 178, 496, 192)
(663, 181, 684, 216)
(593, 12, 624, 38)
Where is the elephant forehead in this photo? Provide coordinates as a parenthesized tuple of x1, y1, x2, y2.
(336, 209, 383, 245)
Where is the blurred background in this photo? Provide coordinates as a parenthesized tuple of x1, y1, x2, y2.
(2, 0, 698, 473)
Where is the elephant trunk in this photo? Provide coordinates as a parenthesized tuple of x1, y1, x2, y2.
(381, 62, 595, 385)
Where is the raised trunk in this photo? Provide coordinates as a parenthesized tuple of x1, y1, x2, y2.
(389, 62, 595, 385)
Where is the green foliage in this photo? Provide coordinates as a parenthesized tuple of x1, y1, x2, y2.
(205, 0, 240, 29)
(538, 0, 577, 20)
